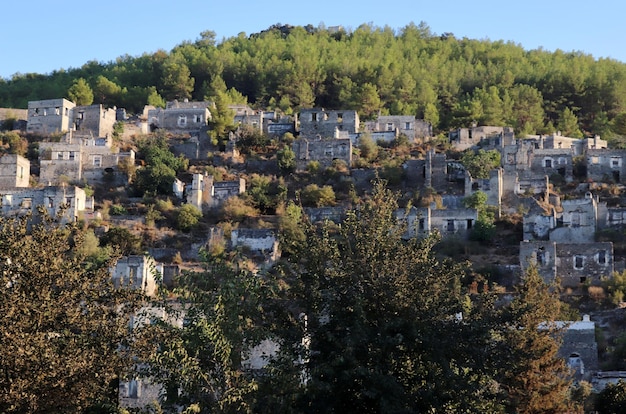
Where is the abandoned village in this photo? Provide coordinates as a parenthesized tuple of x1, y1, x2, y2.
(4, 93, 626, 408)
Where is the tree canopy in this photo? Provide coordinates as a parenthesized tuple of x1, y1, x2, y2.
(3, 22, 626, 137)
(0, 213, 145, 413)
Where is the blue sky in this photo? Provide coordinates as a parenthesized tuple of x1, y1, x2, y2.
(1, 0, 623, 79)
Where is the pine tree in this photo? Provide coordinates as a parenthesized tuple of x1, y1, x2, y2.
(498, 266, 578, 413)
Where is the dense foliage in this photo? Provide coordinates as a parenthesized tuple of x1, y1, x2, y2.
(0, 213, 145, 413)
(3, 22, 626, 138)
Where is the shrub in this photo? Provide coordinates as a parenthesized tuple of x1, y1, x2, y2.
(176, 204, 203, 232)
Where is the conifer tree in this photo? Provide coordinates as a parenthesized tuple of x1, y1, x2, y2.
(498, 266, 578, 414)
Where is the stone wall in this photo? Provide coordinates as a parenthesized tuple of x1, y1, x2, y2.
(27, 98, 75, 134)
(298, 108, 359, 139)
(292, 137, 352, 170)
(587, 148, 626, 184)
(0, 154, 29, 188)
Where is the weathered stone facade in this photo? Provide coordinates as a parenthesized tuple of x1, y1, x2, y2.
(523, 193, 600, 243)
(448, 125, 515, 151)
(0, 154, 30, 188)
(404, 150, 453, 191)
(0, 185, 87, 223)
(399, 205, 478, 240)
(520, 240, 613, 287)
(298, 108, 359, 139)
(27, 98, 75, 134)
(186, 173, 246, 211)
(464, 168, 503, 209)
(39, 131, 135, 185)
(587, 148, 626, 184)
(304, 206, 346, 223)
(363, 115, 432, 142)
(27, 99, 117, 138)
(557, 315, 599, 381)
(73, 104, 117, 138)
(292, 137, 352, 170)
(147, 100, 211, 133)
(231, 228, 280, 265)
(110, 255, 161, 297)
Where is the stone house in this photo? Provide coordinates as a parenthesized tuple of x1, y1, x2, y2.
(110, 255, 161, 297)
(362, 115, 432, 142)
(230, 104, 263, 131)
(525, 132, 607, 155)
(399, 205, 478, 240)
(38, 131, 135, 184)
(304, 206, 346, 224)
(27, 98, 76, 134)
(464, 168, 503, 210)
(528, 149, 574, 183)
(448, 125, 515, 151)
(230, 228, 280, 265)
(586, 148, 626, 184)
(519, 240, 614, 287)
(0, 154, 30, 188)
(186, 173, 246, 211)
(73, 104, 117, 138)
(298, 108, 359, 139)
(292, 137, 352, 170)
(403, 150, 451, 191)
(556, 315, 599, 381)
(146, 100, 211, 133)
(0, 108, 28, 128)
(27, 98, 117, 138)
(523, 193, 601, 243)
(0, 184, 87, 223)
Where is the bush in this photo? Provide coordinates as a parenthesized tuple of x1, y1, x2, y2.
(176, 204, 203, 232)
(300, 184, 336, 207)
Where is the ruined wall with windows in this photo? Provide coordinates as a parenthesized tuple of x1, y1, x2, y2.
(147, 100, 211, 133)
(27, 98, 75, 134)
(0, 154, 30, 188)
(0, 185, 87, 223)
(39, 131, 134, 185)
(186, 173, 246, 211)
(292, 137, 352, 170)
(520, 240, 613, 287)
(363, 115, 432, 141)
(587, 149, 626, 184)
(529, 148, 574, 183)
(73, 104, 117, 138)
(298, 108, 359, 139)
(110, 255, 160, 297)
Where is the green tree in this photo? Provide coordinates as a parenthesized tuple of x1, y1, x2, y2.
(463, 191, 496, 243)
(99, 226, 143, 255)
(146, 86, 166, 108)
(461, 149, 501, 179)
(557, 107, 584, 138)
(0, 214, 145, 413)
(277, 145, 296, 173)
(299, 184, 336, 207)
(134, 251, 273, 413)
(160, 53, 195, 101)
(358, 133, 379, 163)
(176, 203, 203, 232)
(277, 180, 503, 412)
(133, 134, 188, 196)
(498, 266, 577, 413)
(506, 84, 545, 136)
(67, 77, 94, 105)
(93, 75, 122, 107)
